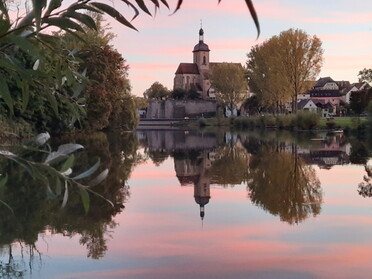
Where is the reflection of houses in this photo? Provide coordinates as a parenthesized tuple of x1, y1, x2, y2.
(299, 135, 350, 169)
(281, 134, 350, 169)
(175, 150, 214, 220)
(136, 130, 218, 151)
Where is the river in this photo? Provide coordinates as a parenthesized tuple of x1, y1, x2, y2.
(0, 129, 371, 279)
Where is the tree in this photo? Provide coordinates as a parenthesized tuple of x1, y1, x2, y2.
(243, 95, 264, 115)
(350, 88, 372, 114)
(358, 68, 372, 83)
(143, 81, 170, 99)
(210, 63, 248, 113)
(247, 37, 291, 113)
(247, 29, 323, 113)
(278, 29, 323, 112)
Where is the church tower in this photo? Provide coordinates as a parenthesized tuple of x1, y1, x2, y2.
(193, 28, 210, 72)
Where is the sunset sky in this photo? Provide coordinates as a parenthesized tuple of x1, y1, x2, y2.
(108, 0, 372, 97)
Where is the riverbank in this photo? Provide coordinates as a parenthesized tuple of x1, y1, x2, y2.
(176, 113, 370, 133)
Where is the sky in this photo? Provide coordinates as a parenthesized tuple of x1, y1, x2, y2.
(105, 0, 372, 97)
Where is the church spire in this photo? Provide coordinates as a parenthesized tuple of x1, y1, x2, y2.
(199, 21, 204, 42)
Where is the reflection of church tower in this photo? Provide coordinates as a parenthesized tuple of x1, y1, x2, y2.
(174, 150, 212, 220)
(194, 176, 210, 220)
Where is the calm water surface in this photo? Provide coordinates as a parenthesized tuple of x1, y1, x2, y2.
(1, 129, 372, 279)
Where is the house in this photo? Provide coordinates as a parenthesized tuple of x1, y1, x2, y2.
(340, 82, 370, 104)
(174, 28, 244, 101)
(310, 77, 370, 105)
(305, 77, 353, 116)
(297, 99, 317, 113)
(314, 101, 335, 117)
(310, 89, 341, 108)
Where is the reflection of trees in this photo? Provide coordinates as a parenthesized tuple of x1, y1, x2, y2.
(0, 132, 140, 263)
(208, 146, 249, 186)
(349, 138, 369, 165)
(358, 164, 372, 197)
(246, 144, 322, 224)
(146, 149, 169, 166)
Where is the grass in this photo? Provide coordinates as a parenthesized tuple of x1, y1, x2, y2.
(318, 117, 368, 129)
(180, 115, 370, 132)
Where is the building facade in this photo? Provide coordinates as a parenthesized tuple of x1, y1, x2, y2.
(174, 28, 242, 100)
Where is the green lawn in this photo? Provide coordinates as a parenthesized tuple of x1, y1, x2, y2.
(319, 116, 367, 129)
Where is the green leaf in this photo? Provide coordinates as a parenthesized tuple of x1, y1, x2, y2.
(90, 2, 138, 31)
(16, 9, 35, 29)
(32, 0, 47, 31)
(245, 0, 260, 39)
(134, 0, 152, 16)
(8, 34, 39, 57)
(119, 0, 140, 20)
(73, 160, 100, 180)
(0, 200, 14, 214)
(149, 0, 160, 8)
(0, 16, 11, 34)
(72, 82, 85, 98)
(60, 154, 75, 173)
(0, 76, 14, 115)
(172, 0, 182, 14)
(21, 80, 30, 111)
(68, 3, 102, 14)
(42, 17, 85, 33)
(44, 0, 63, 17)
(45, 90, 59, 116)
(159, 0, 170, 9)
(87, 169, 108, 187)
(61, 181, 68, 208)
(0, 55, 27, 77)
(7, 157, 33, 177)
(47, 184, 58, 199)
(79, 187, 90, 214)
(63, 11, 97, 30)
(55, 177, 62, 195)
(0, 1, 9, 21)
(0, 174, 8, 190)
(45, 143, 84, 164)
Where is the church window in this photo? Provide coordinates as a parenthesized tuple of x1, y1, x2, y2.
(203, 56, 206, 65)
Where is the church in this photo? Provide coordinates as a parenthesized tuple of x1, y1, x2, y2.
(173, 28, 241, 99)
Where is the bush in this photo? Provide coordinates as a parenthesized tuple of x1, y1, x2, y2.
(252, 115, 276, 128)
(294, 111, 320, 130)
(276, 114, 295, 129)
(326, 121, 336, 129)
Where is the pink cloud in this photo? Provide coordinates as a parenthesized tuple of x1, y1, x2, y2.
(303, 11, 372, 24)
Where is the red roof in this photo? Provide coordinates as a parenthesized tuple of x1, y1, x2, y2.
(175, 63, 200, 75)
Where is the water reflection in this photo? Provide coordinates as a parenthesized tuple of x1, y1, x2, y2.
(137, 130, 371, 224)
(0, 131, 141, 274)
(1, 129, 371, 278)
(246, 142, 322, 224)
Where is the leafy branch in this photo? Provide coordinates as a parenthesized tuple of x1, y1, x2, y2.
(0, 133, 111, 213)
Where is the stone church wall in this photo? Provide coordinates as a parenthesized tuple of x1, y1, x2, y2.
(146, 100, 217, 119)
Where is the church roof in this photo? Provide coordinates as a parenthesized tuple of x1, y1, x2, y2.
(209, 62, 242, 68)
(175, 63, 200, 75)
(193, 42, 210, 52)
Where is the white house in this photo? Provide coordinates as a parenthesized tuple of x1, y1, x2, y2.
(297, 99, 317, 113)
